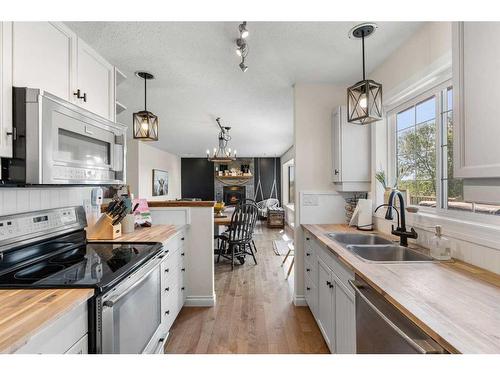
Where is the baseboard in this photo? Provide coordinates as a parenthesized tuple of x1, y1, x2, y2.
(293, 295, 307, 306)
(184, 294, 216, 307)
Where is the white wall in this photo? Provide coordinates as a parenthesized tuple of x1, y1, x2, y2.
(293, 84, 350, 303)
(127, 140, 182, 201)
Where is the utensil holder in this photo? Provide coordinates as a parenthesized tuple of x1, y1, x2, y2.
(87, 213, 122, 240)
(121, 214, 135, 234)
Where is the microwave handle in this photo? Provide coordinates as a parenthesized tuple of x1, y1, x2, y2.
(113, 133, 125, 173)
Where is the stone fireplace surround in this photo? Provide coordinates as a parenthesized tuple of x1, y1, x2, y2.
(214, 159, 255, 204)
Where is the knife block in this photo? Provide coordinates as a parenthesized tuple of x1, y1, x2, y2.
(87, 213, 122, 240)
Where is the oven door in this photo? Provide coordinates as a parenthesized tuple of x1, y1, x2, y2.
(100, 259, 164, 354)
(39, 92, 125, 184)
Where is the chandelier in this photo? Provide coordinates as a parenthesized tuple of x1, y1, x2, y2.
(206, 118, 237, 163)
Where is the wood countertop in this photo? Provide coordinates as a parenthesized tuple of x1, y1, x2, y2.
(302, 224, 500, 354)
(89, 224, 182, 244)
(148, 200, 215, 208)
(0, 288, 94, 354)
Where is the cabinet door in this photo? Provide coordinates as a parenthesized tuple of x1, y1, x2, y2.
(332, 107, 342, 182)
(76, 39, 115, 120)
(317, 258, 335, 352)
(12, 22, 76, 101)
(334, 276, 356, 354)
(453, 22, 500, 178)
(0, 22, 13, 158)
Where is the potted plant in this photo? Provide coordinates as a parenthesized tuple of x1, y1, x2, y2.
(375, 170, 395, 204)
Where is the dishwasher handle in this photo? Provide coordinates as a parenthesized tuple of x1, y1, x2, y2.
(348, 279, 443, 354)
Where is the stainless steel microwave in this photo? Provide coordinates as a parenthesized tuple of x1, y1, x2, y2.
(1, 88, 126, 185)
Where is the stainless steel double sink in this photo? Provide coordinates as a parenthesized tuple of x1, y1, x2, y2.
(327, 232, 434, 263)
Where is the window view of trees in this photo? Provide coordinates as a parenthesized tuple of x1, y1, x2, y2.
(395, 87, 500, 215)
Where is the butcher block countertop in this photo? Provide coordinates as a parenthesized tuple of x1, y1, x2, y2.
(0, 289, 94, 354)
(89, 224, 182, 244)
(148, 200, 215, 208)
(302, 224, 500, 354)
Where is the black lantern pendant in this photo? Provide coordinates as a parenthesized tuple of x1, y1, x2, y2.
(347, 23, 383, 125)
(133, 71, 159, 141)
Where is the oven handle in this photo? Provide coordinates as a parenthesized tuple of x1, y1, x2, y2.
(103, 257, 162, 308)
(348, 279, 442, 354)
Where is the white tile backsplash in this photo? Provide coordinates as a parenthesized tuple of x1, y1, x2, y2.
(0, 187, 93, 216)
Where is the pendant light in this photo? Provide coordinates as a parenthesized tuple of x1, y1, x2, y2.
(347, 23, 383, 125)
(206, 118, 236, 163)
(133, 71, 159, 141)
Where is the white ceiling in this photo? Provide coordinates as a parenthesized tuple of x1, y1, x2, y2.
(66, 22, 423, 157)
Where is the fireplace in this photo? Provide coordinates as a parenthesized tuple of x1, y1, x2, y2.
(223, 186, 246, 206)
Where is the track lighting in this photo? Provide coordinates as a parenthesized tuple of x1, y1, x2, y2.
(239, 22, 249, 39)
(235, 22, 249, 72)
(239, 60, 248, 72)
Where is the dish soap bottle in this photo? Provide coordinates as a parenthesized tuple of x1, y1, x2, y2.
(430, 225, 452, 260)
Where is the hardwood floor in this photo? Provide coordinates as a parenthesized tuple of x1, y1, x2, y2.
(165, 222, 329, 354)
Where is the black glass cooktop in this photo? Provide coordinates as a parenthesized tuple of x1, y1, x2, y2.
(0, 231, 162, 292)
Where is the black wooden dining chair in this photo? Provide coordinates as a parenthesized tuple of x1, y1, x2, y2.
(241, 198, 259, 254)
(216, 203, 258, 270)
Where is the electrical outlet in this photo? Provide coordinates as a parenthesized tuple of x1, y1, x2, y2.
(303, 194, 319, 207)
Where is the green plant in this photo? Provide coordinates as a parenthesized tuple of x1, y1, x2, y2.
(375, 170, 388, 189)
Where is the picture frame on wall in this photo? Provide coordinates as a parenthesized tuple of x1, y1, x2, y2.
(152, 169, 169, 196)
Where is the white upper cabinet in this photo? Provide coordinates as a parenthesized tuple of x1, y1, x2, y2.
(0, 22, 13, 158)
(332, 105, 371, 191)
(11, 22, 116, 122)
(76, 39, 115, 121)
(453, 22, 500, 178)
(12, 22, 76, 102)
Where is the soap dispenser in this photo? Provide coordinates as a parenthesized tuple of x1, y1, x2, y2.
(430, 225, 452, 260)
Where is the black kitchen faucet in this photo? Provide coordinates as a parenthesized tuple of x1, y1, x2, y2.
(375, 189, 418, 247)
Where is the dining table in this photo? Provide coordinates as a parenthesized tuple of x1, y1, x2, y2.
(214, 206, 234, 235)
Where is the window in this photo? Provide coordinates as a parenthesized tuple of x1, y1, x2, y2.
(288, 165, 295, 205)
(391, 84, 500, 216)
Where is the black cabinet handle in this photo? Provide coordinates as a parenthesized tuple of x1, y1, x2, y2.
(165, 268, 169, 273)
(73, 89, 87, 102)
(306, 268, 311, 272)
(165, 287, 170, 291)
(181, 287, 185, 291)
(326, 281, 331, 287)
(306, 252, 311, 256)
(306, 237, 310, 241)
(306, 287, 311, 291)
(181, 268, 185, 272)
(165, 310, 170, 315)
(181, 237, 185, 241)
(181, 252, 185, 256)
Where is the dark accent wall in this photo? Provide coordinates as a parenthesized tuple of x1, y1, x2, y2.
(253, 157, 281, 204)
(181, 158, 214, 200)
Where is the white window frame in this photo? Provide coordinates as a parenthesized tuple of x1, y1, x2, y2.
(386, 81, 500, 231)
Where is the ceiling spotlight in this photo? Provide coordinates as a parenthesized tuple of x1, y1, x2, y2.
(239, 60, 248, 72)
(239, 21, 249, 39)
(235, 38, 247, 56)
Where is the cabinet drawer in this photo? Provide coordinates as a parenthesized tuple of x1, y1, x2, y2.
(305, 273, 318, 319)
(15, 302, 87, 354)
(304, 256, 317, 287)
(304, 236, 316, 260)
(64, 334, 88, 354)
(317, 245, 354, 290)
(163, 232, 185, 254)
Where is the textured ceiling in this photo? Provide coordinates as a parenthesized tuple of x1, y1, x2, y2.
(65, 22, 422, 157)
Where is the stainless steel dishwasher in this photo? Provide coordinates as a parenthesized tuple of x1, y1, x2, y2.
(349, 277, 448, 354)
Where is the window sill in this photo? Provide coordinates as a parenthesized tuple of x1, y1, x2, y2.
(374, 209, 500, 251)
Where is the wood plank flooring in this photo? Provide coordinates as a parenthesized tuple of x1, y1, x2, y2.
(165, 223, 328, 354)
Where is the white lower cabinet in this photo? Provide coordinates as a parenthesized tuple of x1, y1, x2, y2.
(14, 301, 88, 354)
(317, 258, 336, 352)
(304, 232, 356, 353)
(160, 232, 186, 335)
